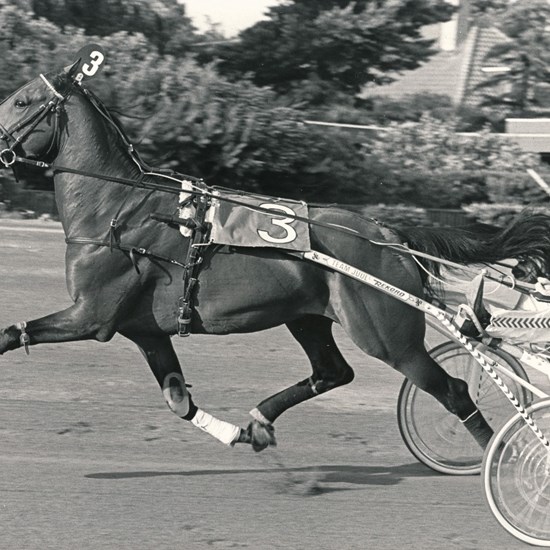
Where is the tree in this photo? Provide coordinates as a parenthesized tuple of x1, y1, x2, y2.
(0, 3, 79, 94)
(0, 3, 377, 203)
(115, 57, 376, 201)
(30, 0, 199, 56)
(476, 0, 550, 116)
(8, 0, 536, 211)
(470, 0, 509, 18)
(209, 0, 455, 106)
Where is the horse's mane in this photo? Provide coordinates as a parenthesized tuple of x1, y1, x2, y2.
(82, 87, 144, 158)
(86, 89, 133, 140)
(51, 71, 156, 172)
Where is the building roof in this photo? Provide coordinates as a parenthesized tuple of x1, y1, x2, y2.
(462, 26, 511, 105)
(361, 25, 510, 107)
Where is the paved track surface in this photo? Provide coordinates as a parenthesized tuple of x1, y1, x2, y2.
(0, 219, 546, 549)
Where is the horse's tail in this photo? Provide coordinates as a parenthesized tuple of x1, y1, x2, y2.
(396, 210, 550, 278)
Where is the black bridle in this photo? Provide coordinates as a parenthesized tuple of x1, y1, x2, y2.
(0, 74, 68, 168)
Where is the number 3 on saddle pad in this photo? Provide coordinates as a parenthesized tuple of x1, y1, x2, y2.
(210, 196, 311, 252)
(72, 44, 106, 83)
(257, 203, 298, 245)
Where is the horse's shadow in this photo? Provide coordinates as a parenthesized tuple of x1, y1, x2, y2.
(85, 462, 439, 492)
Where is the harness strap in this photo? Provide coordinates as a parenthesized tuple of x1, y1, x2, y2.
(177, 187, 212, 337)
(0, 74, 67, 164)
(7, 155, 535, 292)
(65, 237, 187, 271)
(65, 229, 211, 337)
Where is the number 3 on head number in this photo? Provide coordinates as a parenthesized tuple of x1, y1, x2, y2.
(257, 203, 297, 244)
(82, 51, 104, 77)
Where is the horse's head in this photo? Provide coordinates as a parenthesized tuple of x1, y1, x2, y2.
(0, 65, 79, 168)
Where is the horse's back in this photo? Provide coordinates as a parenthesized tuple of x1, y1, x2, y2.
(308, 207, 423, 292)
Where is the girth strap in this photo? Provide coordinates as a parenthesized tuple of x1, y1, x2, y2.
(177, 188, 212, 337)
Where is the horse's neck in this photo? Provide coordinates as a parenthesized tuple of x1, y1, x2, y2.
(54, 98, 153, 237)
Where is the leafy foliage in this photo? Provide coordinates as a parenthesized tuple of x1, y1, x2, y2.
(367, 115, 539, 172)
(0, 0, 545, 219)
(360, 93, 455, 124)
(209, 0, 455, 105)
(0, 3, 80, 93)
(30, 0, 198, 55)
(0, 4, 374, 203)
(484, 171, 549, 204)
(360, 115, 544, 208)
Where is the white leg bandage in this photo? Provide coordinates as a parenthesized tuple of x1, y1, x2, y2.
(191, 409, 241, 446)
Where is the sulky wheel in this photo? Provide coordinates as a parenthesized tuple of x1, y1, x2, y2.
(397, 341, 531, 475)
(482, 399, 550, 547)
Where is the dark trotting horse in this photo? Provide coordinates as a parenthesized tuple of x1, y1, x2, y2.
(1, 62, 550, 452)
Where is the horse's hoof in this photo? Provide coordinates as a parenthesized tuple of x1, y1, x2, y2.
(233, 420, 277, 452)
(234, 427, 252, 445)
(250, 420, 276, 452)
(246, 419, 276, 452)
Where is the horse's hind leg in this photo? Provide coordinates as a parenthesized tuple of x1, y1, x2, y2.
(247, 315, 354, 450)
(122, 332, 243, 447)
(391, 344, 493, 447)
(337, 299, 494, 449)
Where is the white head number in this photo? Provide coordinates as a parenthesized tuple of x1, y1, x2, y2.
(72, 44, 106, 82)
(82, 50, 105, 77)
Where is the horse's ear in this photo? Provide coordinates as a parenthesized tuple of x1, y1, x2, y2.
(65, 60, 80, 80)
(69, 44, 106, 84)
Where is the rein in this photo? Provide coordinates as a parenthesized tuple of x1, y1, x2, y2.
(0, 74, 536, 295)
(9, 151, 536, 292)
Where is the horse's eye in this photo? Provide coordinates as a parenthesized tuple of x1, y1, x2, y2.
(14, 99, 27, 108)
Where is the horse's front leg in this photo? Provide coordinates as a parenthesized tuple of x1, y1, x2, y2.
(0, 301, 116, 355)
(123, 332, 248, 447)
